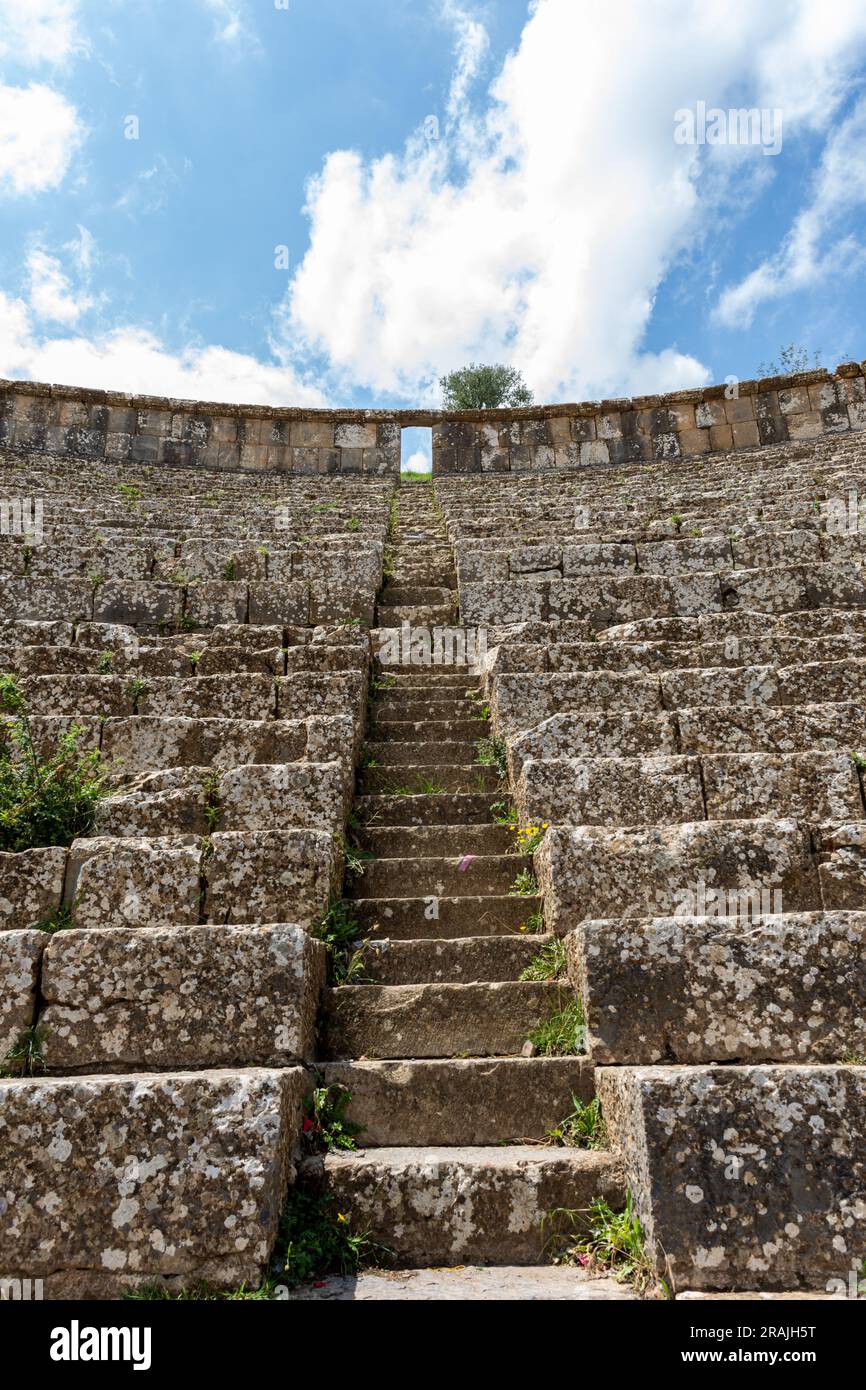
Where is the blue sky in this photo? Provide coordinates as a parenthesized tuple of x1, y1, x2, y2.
(2, 0, 866, 460)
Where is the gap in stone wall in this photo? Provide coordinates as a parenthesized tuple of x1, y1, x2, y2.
(401, 425, 432, 476)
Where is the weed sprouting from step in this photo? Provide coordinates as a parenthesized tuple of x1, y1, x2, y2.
(491, 800, 518, 827)
(124, 676, 146, 712)
(222, 558, 239, 581)
(96, 650, 114, 674)
(546, 1095, 607, 1149)
(0, 676, 105, 851)
(510, 868, 538, 896)
(415, 776, 446, 795)
(29, 904, 75, 933)
(840, 1052, 866, 1065)
(528, 996, 586, 1055)
(544, 1193, 664, 1297)
(1, 1025, 48, 1078)
(303, 1082, 364, 1154)
(852, 751, 866, 771)
(311, 899, 373, 985)
(274, 1188, 383, 1289)
(513, 822, 549, 856)
(343, 843, 375, 879)
(127, 1280, 274, 1301)
(518, 909, 546, 934)
(371, 672, 395, 693)
(520, 938, 567, 982)
(345, 517, 361, 532)
(476, 736, 507, 779)
(201, 771, 222, 834)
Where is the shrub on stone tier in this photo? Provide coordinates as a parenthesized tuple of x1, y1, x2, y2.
(0, 674, 105, 851)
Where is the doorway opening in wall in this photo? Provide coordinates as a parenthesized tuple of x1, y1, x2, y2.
(401, 427, 432, 482)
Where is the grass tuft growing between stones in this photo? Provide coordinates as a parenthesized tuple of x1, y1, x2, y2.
(520, 938, 567, 981)
(1, 1025, 47, 1078)
(528, 995, 586, 1055)
(544, 1192, 665, 1298)
(311, 899, 373, 985)
(0, 675, 105, 852)
(29, 904, 75, 934)
(274, 1188, 383, 1289)
(302, 1081, 364, 1154)
(546, 1095, 606, 1149)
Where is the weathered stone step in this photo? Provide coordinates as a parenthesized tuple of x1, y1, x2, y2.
(324, 980, 565, 1057)
(351, 853, 531, 898)
(359, 932, 555, 984)
(359, 764, 501, 794)
(321, 1055, 594, 1145)
(377, 587, 455, 606)
(379, 605, 457, 626)
(373, 670, 477, 688)
(323, 1146, 624, 1266)
(355, 792, 497, 826)
(363, 740, 477, 767)
(598, 1064, 866, 1293)
(367, 718, 488, 742)
(354, 894, 544, 938)
(289, 1266, 636, 1300)
(372, 696, 481, 720)
(357, 824, 514, 857)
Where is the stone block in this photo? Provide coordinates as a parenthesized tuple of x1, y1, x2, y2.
(0, 848, 67, 930)
(66, 836, 201, 929)
(204, 829, 337, 926)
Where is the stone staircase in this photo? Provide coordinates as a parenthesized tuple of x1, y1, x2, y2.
(319, 482, 625, 1273)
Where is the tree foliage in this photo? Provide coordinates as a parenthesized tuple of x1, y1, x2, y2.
(440, 362, 533, 410)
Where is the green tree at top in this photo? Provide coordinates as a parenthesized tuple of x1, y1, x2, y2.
(440, 363, 534, 410)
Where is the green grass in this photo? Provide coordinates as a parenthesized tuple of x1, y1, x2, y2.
(273, 1188, 383, 1289)
(302, 1082, 364, 1154)
(546, 1095, 606, 1149)
(0, 676, 105, 852)
(528, 996, 586, 1055)
(544, 1193, 663, 1296)
(509, 868, 538, 896)
(1, 1025, 47, 1078)
(311, 899, 372, 985)
(520, 938, 567, 982)
(475, 736, 507, 779)
(29, 904, 75, 934)
(518, 909, 545, 934)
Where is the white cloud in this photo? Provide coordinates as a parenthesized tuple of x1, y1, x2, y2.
(200, 0, 258, 50)
(26, 249, 93, 325)
(276, 0, 866, 403)
(0, 82, 82, 196)
(714, 96, 866, 328)
(0, 289, 326, 406)
(0, 0, 83, 68)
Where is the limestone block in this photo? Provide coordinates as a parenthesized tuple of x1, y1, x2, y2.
(515, 754, 704, 827)
(571, 912, 866, 1063)
(276, 671, 365, 720)
(678, 702, 866, 755)
(101, 716, 307, 779)
(248, 580, 309, 626)
(92, 582, 180, 627)
(493, 672, 662, 738)
(702, 751, 863, 822)
(597, 1064, 866, 1291)
(0, 1067, 306, 1297)
(40, 923, 327, 1069)
(204, 829, 337, 926)
(21, 674, 132, 717)
(138, 675, 274, 720)
(0, 929, 43, 1052)
(561, 543, 636, 576)
(66, 836, 201, 928)
(0, 848, 67, 931)
(547, 576, 673, 625)
(459, 580, 545, 627)
(638, 538, 732, 575)
(661, 664, 780, 709)
(220, 761, 346, 832)
(537, 819, 821, 931)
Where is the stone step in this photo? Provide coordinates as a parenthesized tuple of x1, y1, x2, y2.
(378, 605, 457, 626)
(289, 1266, 637, 1300)
(357, 824, 515, 857)
(367, 718, 488, 742)
(372, 670, 477, 688)
(377, 587, 455, 607)
(363, 740, 477, 767)
(598, 1064, 866, 1293)
(359, 764, 501, 794)
(323, 1146, 624, 1266)
(350, 853, 532, 898)
(355, 792, 498, 826)
(321, 1056, 594, 1144)
(371, 696, 482, 720)
(359, 933, 555, 984)
(353, 894, 544, 938)
(324, 980, 566, 1057)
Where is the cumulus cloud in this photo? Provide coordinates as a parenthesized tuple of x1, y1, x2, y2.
(0, 286, 326, 405)
(0, 82, 82, 196)
(26, 249, 93, 325)
(0, 0, 83, 68)
(714, 95, 866, 328)
(199, 0, 259, 51)
(277, 0, 866, 404)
